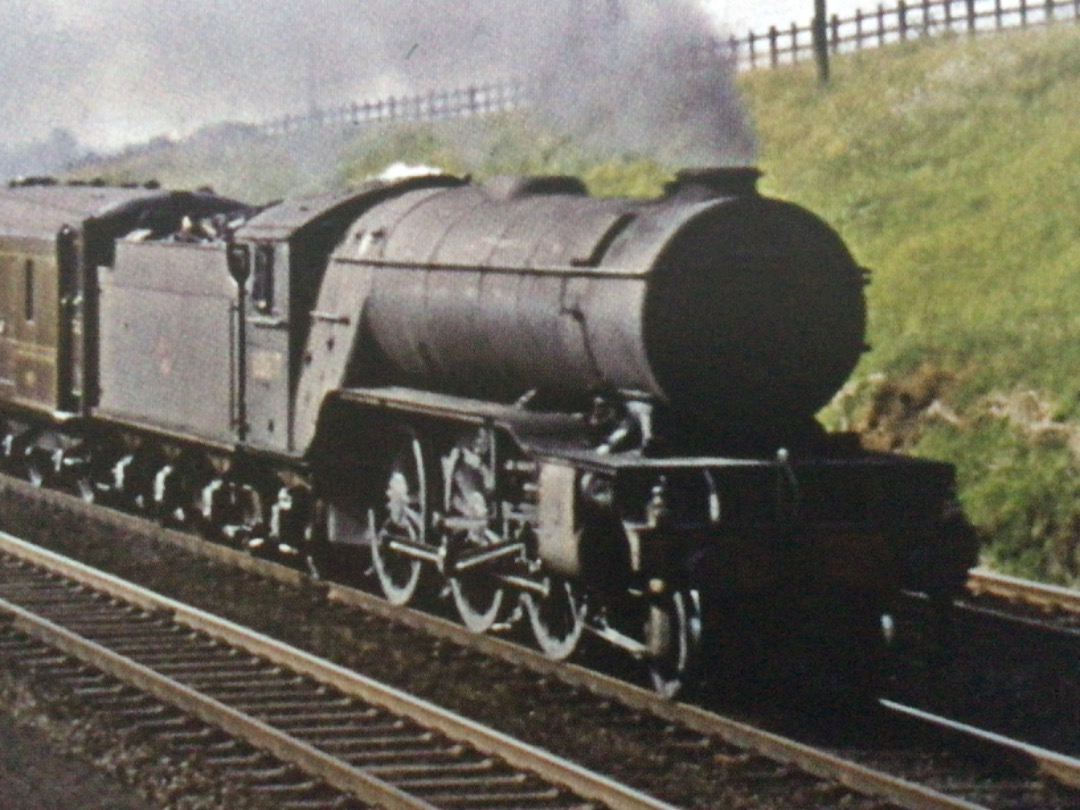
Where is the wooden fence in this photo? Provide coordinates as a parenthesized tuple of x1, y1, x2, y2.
(260, 82, 526, 136)
(727, 0, 1080, 70)
(257, 0, 1078, 136)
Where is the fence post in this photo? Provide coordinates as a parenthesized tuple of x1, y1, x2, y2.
(878, 4, 887, 46)
(813, 0, 829, 82)
(790, 22, 799, 63)
(831, 14, 841, 52)
(899, 0, 908, 39)
(922, 0, 931, 33)
(1020, 0, 1028, 25)
(1045, 0, 1053, 19)
(769, 26, 779, 67)
(856, 9, 864, 49)
(966, 0, 976, 31)
(995, 0, 1003, 28)
(945, 0, 953, 30)
(749, 31, 757, 69)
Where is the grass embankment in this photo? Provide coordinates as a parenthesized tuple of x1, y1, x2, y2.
(741, 25, 1080, 584)
(70, 24, 1080, 584)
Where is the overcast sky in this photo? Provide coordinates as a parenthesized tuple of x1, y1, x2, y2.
(704, 0, 868, 33)
(1, 0, 870, 152)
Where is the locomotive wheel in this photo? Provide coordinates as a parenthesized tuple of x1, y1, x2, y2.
(645, 588, 702, 699)
(198, 476, 266, 546)
(0, 421, 13, 472)
(67, 448, 105, 504)
(371, 434, 431, 606)
(522, 576, 585, 661)
(111, 450, 163, 513)
(151, 463, 192, 524)
(450, 574, 505, 633)
(23, 446, 52, 489)
(445, 440, 507, 633)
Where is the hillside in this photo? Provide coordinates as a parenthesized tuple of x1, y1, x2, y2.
(740, 24, 1080, 585)
(66, 23, 1080, 584)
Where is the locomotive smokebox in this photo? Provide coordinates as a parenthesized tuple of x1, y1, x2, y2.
(343, 168, 867, 440)
(643, 175, 868, 434)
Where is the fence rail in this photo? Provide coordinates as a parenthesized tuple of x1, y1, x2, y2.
(256, 0, 1079, 137)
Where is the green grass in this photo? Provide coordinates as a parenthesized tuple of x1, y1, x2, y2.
(71, 24, 1080, 584)
(741, 26, 1080, 584)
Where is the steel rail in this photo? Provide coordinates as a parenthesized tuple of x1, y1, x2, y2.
(0, 529, 676, 810)
(967, 568, 1080, 614)
(321, 577, 992, 810)
(881, 700, 1080, 790)
(0, 525, 985, 810)
(0, 596, 437, 810)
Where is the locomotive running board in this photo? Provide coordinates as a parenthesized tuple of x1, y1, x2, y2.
(336, 385, 586, 455)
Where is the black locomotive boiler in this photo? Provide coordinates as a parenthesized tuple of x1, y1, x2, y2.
(0, 170, 976, 696)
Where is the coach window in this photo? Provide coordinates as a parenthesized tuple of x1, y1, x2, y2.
(24, 259, 35, 322)
(252, 244, 274, 313)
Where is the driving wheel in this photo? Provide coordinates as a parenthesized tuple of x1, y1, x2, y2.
(371, 432, 431, 606)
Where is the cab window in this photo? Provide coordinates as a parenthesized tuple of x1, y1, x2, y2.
(252, 244, 274, 313)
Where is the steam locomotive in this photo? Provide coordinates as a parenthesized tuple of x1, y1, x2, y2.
(0, 169, 975, 696)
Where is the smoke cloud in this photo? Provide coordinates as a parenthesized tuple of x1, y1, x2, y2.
(0, 0, 754, 167)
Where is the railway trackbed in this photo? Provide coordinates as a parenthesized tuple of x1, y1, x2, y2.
(1, 502, 1080, 809)
(0, 531, 677, 810)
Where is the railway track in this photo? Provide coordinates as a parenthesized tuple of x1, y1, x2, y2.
(0, 531, 678, 810)
(958, 569, 1080, 641)
(967, 569, 1080, 614)
(2, 479, 1080, 808)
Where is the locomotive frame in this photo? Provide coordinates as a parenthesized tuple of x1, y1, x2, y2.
(0, 172, 977, 698)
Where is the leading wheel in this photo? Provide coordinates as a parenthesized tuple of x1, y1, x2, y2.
(444, 437, 507, 633)
(645, 589, 702, 699)
(523, 575, 585, 660)
(371, 433, 430, 606)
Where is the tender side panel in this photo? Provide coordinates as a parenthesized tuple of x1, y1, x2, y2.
(97, 240, 238, 444)
(0, 235, 61, 413)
